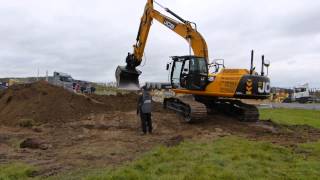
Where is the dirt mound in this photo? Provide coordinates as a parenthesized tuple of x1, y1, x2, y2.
(0, 82, 164, 127)
(89, 93, 138, 112)
(0, 81, 110, 126)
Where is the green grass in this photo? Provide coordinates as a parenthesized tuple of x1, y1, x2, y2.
(296, 141, 320, 160)
(93, 84, 129, 95)
(260, 108, 320, 128)
(0, 163, 35, 180)
(50, 137, 320, 180)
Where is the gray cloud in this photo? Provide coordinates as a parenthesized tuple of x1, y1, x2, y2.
(0, 0, 319, 87)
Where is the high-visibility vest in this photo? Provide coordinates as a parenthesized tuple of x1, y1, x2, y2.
(141, 92, 152, 113)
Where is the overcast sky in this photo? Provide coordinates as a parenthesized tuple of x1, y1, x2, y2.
(0, 0, 319, 88)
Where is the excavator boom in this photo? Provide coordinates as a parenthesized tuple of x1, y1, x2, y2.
(116, 0, 208, 89)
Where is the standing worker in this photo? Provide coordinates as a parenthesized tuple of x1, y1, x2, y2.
(137, 86, 152, 135)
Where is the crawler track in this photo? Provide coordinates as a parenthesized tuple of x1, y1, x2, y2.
(196, 96, 260, 122)
(233, 100, 259, 122)
(164, 95, 260, 123)
(164, 96, 207, 123)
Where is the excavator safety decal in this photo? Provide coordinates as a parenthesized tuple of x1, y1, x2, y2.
(164, 19, 176, 30)
(246, 79, 253, 95)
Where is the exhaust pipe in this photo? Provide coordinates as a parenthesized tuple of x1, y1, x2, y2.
(115, 53, 142, 90)
(250, 50, 254, 75)
(261, 55, 265, 76)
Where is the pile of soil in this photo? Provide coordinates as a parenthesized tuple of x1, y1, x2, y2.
(0, 81, 163, 127)
(0, 81, 109, 126)
(1, 82, 138, 126)
(89, 93, 138, 112)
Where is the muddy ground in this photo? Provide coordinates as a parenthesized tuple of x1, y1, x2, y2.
(0, 82, 320, 177)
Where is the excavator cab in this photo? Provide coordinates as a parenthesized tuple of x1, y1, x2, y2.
(170, 56, 208, 91)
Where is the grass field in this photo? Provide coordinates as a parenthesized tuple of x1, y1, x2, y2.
(93, 84, 129, 95)
(54, 137, 320, 180)
(260, 108, 320, 128)
(2, 138, 320, 180)
(0, 163, 35, 180)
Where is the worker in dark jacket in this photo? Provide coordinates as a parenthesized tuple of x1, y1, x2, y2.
(137, 87, 152, 135)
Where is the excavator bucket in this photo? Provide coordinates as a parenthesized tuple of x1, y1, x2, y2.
(115, 66, 141, 90)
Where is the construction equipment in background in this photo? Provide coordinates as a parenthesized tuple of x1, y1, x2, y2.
(270, 87, 290, 103)
(116, 0, 271, 122)
(8, 79, 23, 86)
(283, 84, 313, 103)
(49, 72, 75, 91)
(48, 72, 95, 93)
(0, 82, 8, 90)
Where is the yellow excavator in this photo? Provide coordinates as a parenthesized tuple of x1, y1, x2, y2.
(116, 0, 271, 122)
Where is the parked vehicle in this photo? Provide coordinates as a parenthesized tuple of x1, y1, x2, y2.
(283, 84, 313, 103)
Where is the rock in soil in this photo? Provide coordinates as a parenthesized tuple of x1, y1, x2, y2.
(165, 135, 184, 147)
(20, 138, 50, 150)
